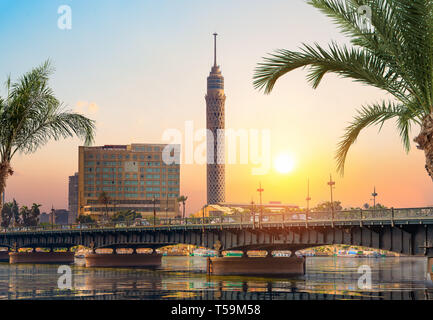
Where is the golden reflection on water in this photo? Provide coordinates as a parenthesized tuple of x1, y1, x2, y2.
(0, 256, 432, 300)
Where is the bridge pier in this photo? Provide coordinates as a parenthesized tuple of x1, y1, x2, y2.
(207, 255, 305, 276)
(84, 251, 162, 268)
(0, 249, 9, 262)
(428, 257, 433, 281)
(9, 251, 75, 264)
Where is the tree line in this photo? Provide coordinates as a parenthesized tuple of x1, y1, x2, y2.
(1, 200, 41, 228)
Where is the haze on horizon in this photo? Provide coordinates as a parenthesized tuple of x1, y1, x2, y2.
(0, 0, 432, 215)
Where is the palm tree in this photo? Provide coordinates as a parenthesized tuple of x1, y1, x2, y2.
(29, 203, 41, 226)
(0, 202, 12, 228)
(177, 195, 188, 219)
(254, 0, 433, 178)
(0, 60, 95, 209)
(19, 205, 30, 226)
(11, 199, 19, 227)
(98, 191, 111, 222)
(76, 214, 96, 224)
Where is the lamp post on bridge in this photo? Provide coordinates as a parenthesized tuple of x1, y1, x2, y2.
(327, 175, 335, 224)
(165, 193, 169, 224)
(371, 187, 378, 210)
(202, 204, 208, 222)
(201, 204, 208, 246)
(306, 178, 311, 223)
(250, 199, 255, 228)
(153, 197, 156, 226)
(257, 183, 264, 227)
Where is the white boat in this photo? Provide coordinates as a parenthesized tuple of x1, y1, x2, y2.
(192, 248, 217, 257)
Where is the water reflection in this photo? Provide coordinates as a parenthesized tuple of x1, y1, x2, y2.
(0, 256, 432, 300)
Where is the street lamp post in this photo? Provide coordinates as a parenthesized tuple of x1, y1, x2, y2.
(306, 178, 311, 225)
(202, 204, 207, 225)
(165, 193, 169, 223)
(50, 205, 55, 230)
(153, 197, 156, 226)
(250, 200, 255, 228)
(257, 183, 264, 227)
(327, 175, 335, 224)
(371, 187, 378, 210)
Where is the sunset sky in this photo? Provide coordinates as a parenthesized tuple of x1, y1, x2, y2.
(0, 0, 432, 215)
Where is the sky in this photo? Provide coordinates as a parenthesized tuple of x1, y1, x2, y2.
(0, 0, 432, 215)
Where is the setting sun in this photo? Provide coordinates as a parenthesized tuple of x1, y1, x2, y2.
(274, 153, 296, 174)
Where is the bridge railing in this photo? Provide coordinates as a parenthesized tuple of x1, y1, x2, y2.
(3, 206, 433, 233)
(393, 207, 433, 218)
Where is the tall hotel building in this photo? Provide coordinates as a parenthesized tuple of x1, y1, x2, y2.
(78, 144, 180, 219)
(206, 33, 226, 204)
(68, 172, 79, 224)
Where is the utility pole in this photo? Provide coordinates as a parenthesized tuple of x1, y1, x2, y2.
(306, 178, 311, 222)
(250, 199, 255, 227)
(327, 175, 335, 222)
(371, 186, 378, 210)
(165, 193, 169, 222)
(257, 183, 264, 227)
(201, 204, 207, 246)
(153, 197, 156, 226)
(50, 205, 55, 229)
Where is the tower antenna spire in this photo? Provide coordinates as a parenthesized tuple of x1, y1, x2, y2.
(213, 33, 218, 66)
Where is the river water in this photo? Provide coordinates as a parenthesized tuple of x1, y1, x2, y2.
(0, 256, 432, 300)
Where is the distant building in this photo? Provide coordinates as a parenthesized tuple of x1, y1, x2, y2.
(191, 202, 299, 218)
(54, 209, 69, 225)
(38, 212, 50, 224)
(38, 209, 69, 225)
(68, 172, 79, 224)
(78, 143, 180, 220)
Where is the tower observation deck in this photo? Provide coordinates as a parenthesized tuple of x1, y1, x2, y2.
(205, 33, 226, 204)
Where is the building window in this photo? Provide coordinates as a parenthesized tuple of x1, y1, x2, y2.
(125, 193, 138, 198)
(125, 181, 138, 185)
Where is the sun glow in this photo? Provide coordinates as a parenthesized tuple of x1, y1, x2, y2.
(274, 153, 296, 174)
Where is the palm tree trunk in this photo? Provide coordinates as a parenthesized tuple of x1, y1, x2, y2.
(182, 203, 186, 219)
(0, 161, 13, 210)
(414, 114, 433, 179)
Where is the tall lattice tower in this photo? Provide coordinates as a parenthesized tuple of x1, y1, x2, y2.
(206, 33, 226, 204)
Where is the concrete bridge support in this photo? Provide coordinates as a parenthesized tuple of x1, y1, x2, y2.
(0, 249, 9, 262)
(428, 258, 433, 281)
(84, 250, 162, 268)
(9, 251, 75, 264)
(207, 254, 305, 276)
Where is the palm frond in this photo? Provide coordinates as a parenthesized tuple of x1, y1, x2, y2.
(336, 101, 418, 174)
(308, 0, 433, 111)
(0, 60, 95, 161)
(11, 104, 95, 157)
(254, 42, 411, 104)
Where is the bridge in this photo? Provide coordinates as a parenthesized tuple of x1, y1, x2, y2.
(1, 206, 433, 275)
